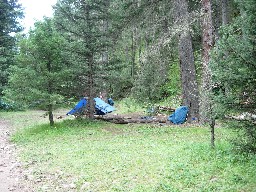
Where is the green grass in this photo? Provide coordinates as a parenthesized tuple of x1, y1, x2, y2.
(114, 98, 145, 114)
(2, 111, 256, 191)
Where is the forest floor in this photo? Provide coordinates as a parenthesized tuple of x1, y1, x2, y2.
(0, 118, 27, 192)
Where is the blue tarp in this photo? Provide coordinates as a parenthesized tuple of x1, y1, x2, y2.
(94, 97, 115, 115)
(168, 106, 189, 124)
(66, 98, 87, 115)
(67, 97, 115, 116)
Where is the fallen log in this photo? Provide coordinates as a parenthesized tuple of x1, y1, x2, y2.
(226, 112, 256, 121)
(95, 116, 167, 124)
(225, 112, 256, 124)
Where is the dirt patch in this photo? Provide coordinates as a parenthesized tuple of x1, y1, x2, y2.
(0, 109, 70, 192)
(0, 118, 31, 192)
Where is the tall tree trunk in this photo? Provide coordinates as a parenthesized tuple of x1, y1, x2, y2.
(102, 1, 109, 96)
(212, 0, 221, 39)
(221, 0, 228, 25)
(131, 27, 136, 79)
(102, 20, 109, 64)
(200, 0, 214, 123)
(210, 116, 215, 148)
(201, 0, 215, 147)
(48, 104, 54, 126)
(47, 61, 54, 126)
(87, 53, 95, 119)
(173, 0, 199, 123)
(85, 3, 95, 119)
(102, 0, 109, 65)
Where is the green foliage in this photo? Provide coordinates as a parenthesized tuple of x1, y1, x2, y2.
(0, 0, 24, 95)
(107, 1, 180, 102)
(131, 46, 173, 102)
(211, 2, 256, 110)
(108, 72, 134, 99)
(54, 0, 115, 98)
(115, 97, 144, 114)
(0, 98, 22, 111)
(158, 95, 182, 109)
(4, 18, 70, 113)
(160, 59, 181, 97)
(211, 0, 256, 152)
(227, 120, 256, 153)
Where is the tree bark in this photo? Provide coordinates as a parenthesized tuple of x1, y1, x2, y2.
(201, 0, 215, 148)
(173, 0, 200, 123)
(221, 0, 228, 25)
(48, 104, 54, 126)
(102, 0, 109, 65)
(200, 0, 214, 124)
(47, 60, 54, 126)
(85, 3, 95, 119)
(131, 27, 136, 79)
(212, 0, 221, 39)
(87, 52, 95, 119)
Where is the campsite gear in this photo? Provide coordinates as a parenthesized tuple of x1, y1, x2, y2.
(66, 98, 87, 115)
(107, 98, 114, 106)
(94, 97, 115, 115)
(67, 97, 115, 116)
(168, 106, 189, 124)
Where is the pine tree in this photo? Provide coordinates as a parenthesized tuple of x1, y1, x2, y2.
(54, 0, 111, 118)
(211, 0, 256, 151)
(200, 0, 215, 123)
(173, 0, 200, 123)
(5, 18, 69, 126)
(111, 0, 177, 101)
(0, 0, 23, 96)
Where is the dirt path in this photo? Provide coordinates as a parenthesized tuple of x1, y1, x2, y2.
(0, 119, 28, 192)
(0, 110, 69, 192)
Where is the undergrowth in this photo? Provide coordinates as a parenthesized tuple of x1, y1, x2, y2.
(114, 98, 145, 114)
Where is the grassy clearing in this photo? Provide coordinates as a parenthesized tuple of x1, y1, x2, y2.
(4, 111, 255, 192)
(0, 109, 69, 131)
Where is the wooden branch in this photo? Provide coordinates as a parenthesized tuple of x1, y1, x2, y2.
(94, 116, 167, 124)
(157, 106, 175, 112)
